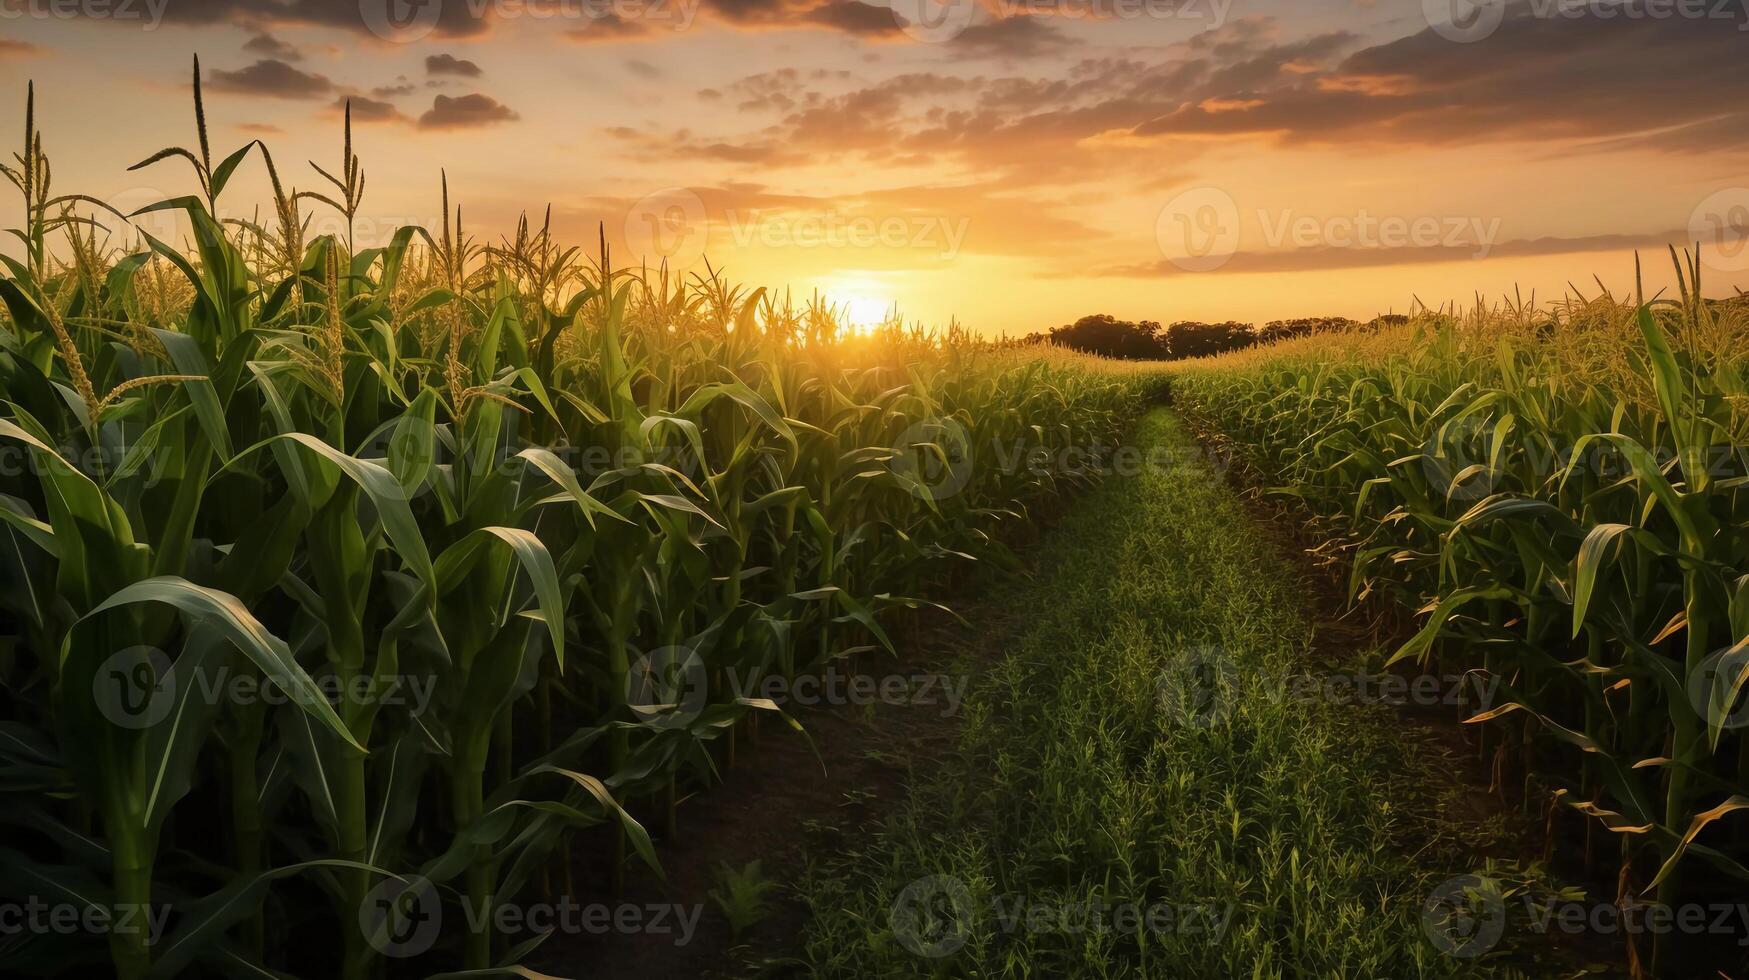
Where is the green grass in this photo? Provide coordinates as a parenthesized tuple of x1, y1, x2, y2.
(793, 408, 1511, 979)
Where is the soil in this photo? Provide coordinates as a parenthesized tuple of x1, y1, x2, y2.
(532, 549, 1040, 979)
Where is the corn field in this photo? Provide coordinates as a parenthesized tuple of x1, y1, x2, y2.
(1170, 266, 1749, 975)
(0, 71, 1161, 978)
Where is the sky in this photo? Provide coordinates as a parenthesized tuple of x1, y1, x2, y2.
(1, 0, 1747, 335)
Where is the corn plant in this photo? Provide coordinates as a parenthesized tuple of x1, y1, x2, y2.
(0, 68, 1160, 979)
(1171, 263, 1749, 975)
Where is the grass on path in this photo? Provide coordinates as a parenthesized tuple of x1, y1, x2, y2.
(791, 408, 1522, 979)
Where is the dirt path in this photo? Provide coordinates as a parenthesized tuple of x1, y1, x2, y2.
(533, 554, 1040, 978)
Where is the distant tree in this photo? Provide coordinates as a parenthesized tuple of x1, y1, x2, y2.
(1047, 314, 1167, 359)
(1254, 316, 1360, 344)
(1163, 320, 1255, 360)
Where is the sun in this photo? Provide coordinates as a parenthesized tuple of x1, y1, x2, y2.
(822, 279, 895, 334)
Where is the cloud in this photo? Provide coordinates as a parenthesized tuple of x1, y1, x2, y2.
(1129, 2, 1749, 150)
(624, 58, 662, 79)
(134, 0, 494, 40)
(243, 32, 302, 61)
(0, 40, 46, 59)
(372, 81, 417, 97)
(1102, 229, 1699, 277)
(426, 53, 483, 77)
(339, 95, 408, 123)
(803, 1, 907, 37)
(949, 16, 1080, 59)
(208, 59, 334, 99)
(234, 122, 285, 135)
(418, 93, 520, 129)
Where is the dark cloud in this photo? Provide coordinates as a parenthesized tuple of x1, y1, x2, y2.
(133, 0, 494, 39)
(949, 17, 1080, 59)
(426, 53, 483, 77)
(624, 58, 662, 79)
(1102, 229, 1698, 277)
(243, 32, 302, 61)
(664, 5, 1746, 190)
(418, 93, 519, 129)
(208, 59, 334, 99)
(339, 94, 408, 123)
(372, 81, 417, 97)
(1132, 2, 1749, 148)
(802, 1, 907, 37)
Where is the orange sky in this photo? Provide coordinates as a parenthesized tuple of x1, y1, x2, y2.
(2, 0, 1746, 334)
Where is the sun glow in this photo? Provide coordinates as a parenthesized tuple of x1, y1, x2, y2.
(823, 279, 896, 334)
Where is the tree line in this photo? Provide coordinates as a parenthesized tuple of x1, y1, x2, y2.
(1037, 313, 1410, 360)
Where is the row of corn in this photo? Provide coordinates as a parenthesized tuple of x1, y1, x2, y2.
(1169, 263, 1749, 975)
(0, 71, 1162, 979)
